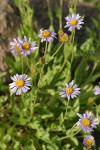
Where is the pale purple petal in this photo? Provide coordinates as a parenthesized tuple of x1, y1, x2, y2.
(9, 74, 31, 95)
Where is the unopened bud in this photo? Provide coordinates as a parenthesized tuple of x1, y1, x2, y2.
(31, 67, 37, 74)
(88, 97, 94, 104)
(58, 29, 64, 36)
(39, 57, 45, 64)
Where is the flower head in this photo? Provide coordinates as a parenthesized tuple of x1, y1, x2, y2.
(39, 29, 56, 42)
(64, 14, 84, 32)
(10, 37, 22, 55)
(83, 135, 94, 149)
(18, 36, 38, 56)
(59, 33, 68, 43)
(77, 111, 98, 133)
(9, 74, 31, 95)
(94, 87, 100, 95)
(59, 80, 80, 100)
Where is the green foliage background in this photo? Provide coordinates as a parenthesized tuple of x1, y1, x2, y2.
(0, 0, 100, 149)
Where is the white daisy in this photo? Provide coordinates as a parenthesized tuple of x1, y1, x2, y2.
(18, 36, 38, 56)
(9, 74, 31, 95)
(39, 29, 56, 42)
(64, 14, 84, 32)
(59, 80, 80, 100)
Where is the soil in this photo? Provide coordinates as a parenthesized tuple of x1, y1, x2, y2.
(0, 0, 20, 71)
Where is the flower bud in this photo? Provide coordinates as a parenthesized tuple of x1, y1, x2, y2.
(88, 97, 94, 104)
(31, 67, 37, 74)
(58, 29, 64, 36)
(39, 57, 45, 65)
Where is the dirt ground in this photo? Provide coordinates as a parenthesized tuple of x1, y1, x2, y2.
(0, 0, 99, 71)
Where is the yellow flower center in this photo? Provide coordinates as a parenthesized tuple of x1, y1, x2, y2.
(66, 87, 73, 94)
(60, 34, 68, 43)
(22, 42, 30, 50)
(70, 19, 77, 26)
(14, 44, 21, 53)
(85, 139, 93, 146)
(16, 79, 25, 87)
(82, 118, 90, 126)
(42, 30, 51, 38)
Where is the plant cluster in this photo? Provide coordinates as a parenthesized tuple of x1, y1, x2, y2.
(0, 0, 100, 149)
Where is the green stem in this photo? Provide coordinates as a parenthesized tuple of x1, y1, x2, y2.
(30, 75, 33, 119)
(70, 29, 75, 64)
(82, 61, 98, 86)
(52, 43, 63, 57)
(59, 129, 81, 140)
(21, 55, 24, 73)
(38, 65, 44, 89)
(88, 62, 98, 79)
(44, 41, 48, 59)
(72, 129, 81, 136)
(47, 0, 53, 27)
(74, 0, 78, 12)
(63, 100, 69, 121)
(24, 57, 33, 118)
(32, 90, 38, 114)
(70, 122, 77, 131)
(94, 103, 100, 119)
(34, 62, 40, 67)
(59, 0, 63, 29)
(44, 43, 63, 65)
(25, 58, 31, 72)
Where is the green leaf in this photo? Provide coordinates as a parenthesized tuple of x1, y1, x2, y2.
(74, 60, 89, 85)
(46, 142, 59, 150)
(71, 137, 78, 146)
(87, 72, 100, 83)
(0, 143, 6, 150)
(28, 118, 41, 129)
(63, 43, 71, 60)
(80, 38, 95, 55)
(0, 96, 7, 104)
(36, 128, 49, 140)
(2, 134, 11, 143)
(73, 98, 80, 113)
(55, 5, 61, 19)
(4, 56, 15, 69)
(18, 117, 30, 125)
(59, 112, 64, 124)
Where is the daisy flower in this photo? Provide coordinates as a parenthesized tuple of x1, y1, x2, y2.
(18, 36, 38, 56)
(39, 29, 56, 42)
(94, 87, 100, 95)
(10, 37, 22, 55)
(59, 80, 80, 100)
(77, 111, 98, 133)
(64, 14, 84, 32)
(9, 74, 31, 95)
(83, 135, 94, 149)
